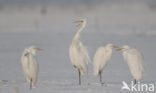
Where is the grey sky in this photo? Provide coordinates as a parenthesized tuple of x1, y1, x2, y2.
(0, 0, 154, 4)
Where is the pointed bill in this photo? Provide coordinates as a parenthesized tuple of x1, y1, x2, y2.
(34, 47, 43, 51)
(116, 48, 124, 51)
(74, 20, 83, 27)
(111, 45, 119, 48)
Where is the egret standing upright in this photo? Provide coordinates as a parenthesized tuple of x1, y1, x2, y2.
(93, 44, 118, 84)
(69, 19, 90, 85)
(117, 45, 143, 84)
(21, 46, 42, 89)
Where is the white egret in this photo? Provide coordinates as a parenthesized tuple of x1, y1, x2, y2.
(117, 45, 143, 84)
(21, 46, 42, 89)
(69, 19, 90, 85)
(93, 44, 118, 84)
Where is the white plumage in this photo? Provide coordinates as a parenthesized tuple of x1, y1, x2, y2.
(21, 46, 42, 89)
(69, 19, 90, 85)
(93, 44, 118, 83)
(118, 45, 143, 83)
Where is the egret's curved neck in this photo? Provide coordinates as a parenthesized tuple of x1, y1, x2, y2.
(73, 21, 86, 42)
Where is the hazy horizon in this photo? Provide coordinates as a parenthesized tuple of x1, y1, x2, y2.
(0, 0, 155, 4)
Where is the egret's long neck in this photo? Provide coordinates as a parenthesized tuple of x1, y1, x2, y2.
(106, 47, 112, 59)
(31, 50, 36, 56)
(73, 21, 86, 42)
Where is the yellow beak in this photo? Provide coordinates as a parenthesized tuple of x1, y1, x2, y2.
(74, 20, 83, 27)
(34, 48, 43, 51)
(111, 45, 119, 48)
(116, 48, 124, 51)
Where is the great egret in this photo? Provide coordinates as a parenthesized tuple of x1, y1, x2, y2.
(69, 19, 90, 85)
(21, 46, 42, 89)
(117, 45, 143, 84)
(93, 44, 118, 84)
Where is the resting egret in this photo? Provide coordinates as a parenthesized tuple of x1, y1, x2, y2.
(93, 44, 118, 84)
(117, 45, 143, 84)
(69, 19, 90, 85)
(21, 46, 42, 89)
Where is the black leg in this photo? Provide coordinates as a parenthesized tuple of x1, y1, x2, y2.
(134, 79, 137, 85)
(78, 69, 81, 85)
(30, 78, 32, 90)
(99, 71, 102, 84)
(99, 71, 105, 85)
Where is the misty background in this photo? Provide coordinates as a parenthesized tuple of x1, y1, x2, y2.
(0, 0, 156, 35)
(0, 0, 156, 93)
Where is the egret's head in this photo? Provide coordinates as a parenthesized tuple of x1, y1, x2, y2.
(106, 44, 118, 49)
(29, 46, 42, 55)
(74, 19, 87, 27)
(116, 45, 130, 51)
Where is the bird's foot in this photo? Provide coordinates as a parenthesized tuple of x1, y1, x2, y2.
(87, 83, 91, 85)
(101, 82, 107, 87)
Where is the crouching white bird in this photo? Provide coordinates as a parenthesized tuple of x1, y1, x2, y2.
(93, 44, 118, 84)
(69, 19, 90, 85)
(117, 45, 143, 84)
(21, 46, 42, 89)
